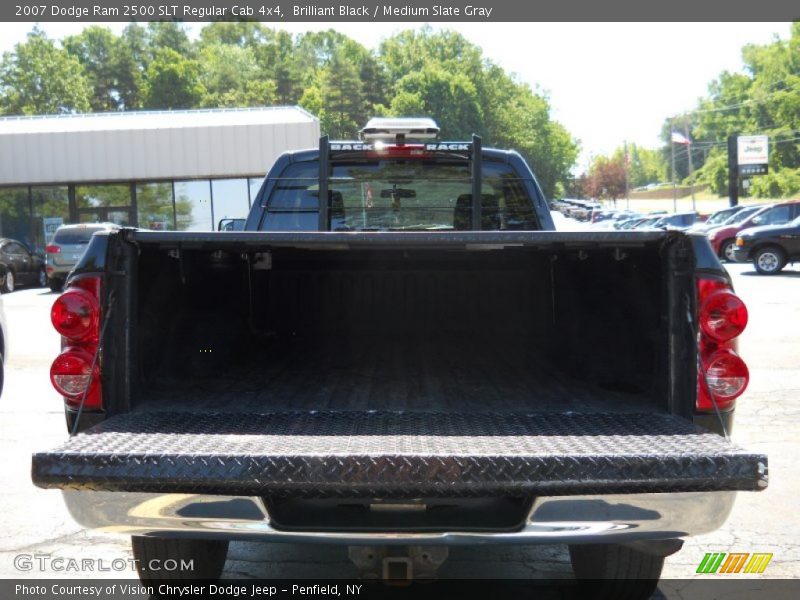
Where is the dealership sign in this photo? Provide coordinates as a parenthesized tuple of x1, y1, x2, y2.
(737, 135, 769, 175)
(42, 217, 63, 244)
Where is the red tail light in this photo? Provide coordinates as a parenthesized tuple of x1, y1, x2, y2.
(51, 289, 99, 342)
(696, 276, 749, 412)
(699, 290, 748, 342)
(50, 275, 103, 411)
(50, 347, 101, 410)
(702, 350, 749, 401)
(45, 245, 61, 254)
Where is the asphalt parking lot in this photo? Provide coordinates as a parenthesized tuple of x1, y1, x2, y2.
(0, 256, 798, 590)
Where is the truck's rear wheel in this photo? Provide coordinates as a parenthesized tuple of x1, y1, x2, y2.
(131, 536, 228, 583)
(569, 543, 664, 600)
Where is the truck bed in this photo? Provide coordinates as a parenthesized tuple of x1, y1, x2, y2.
(136, 336, 655, 414)
(120, 231, 679, 418)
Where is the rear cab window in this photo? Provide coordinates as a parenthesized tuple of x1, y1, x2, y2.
(53, 227, 105, 245)
(259, 158, 539, 231)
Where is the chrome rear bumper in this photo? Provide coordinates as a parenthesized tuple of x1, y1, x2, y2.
(63, 490, 735, 545)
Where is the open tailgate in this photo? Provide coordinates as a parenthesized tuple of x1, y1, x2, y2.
(32, 411, 767, 496)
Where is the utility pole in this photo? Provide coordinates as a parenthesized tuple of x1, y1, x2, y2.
(624, 140, 630, 210)
(684, 122, 695, 211)
(670, 118, 677, 213)
(727, 135, 739, 207)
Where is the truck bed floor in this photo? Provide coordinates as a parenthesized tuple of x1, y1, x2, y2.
(135, 337, 659, 414)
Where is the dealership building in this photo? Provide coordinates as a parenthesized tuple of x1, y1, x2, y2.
(0, 106, 320, 251)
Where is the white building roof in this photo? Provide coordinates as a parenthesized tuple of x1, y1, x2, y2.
(0, 106, 319, 186)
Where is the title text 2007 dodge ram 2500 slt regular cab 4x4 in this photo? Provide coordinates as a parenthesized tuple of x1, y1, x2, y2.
(33, 119, 766, 598)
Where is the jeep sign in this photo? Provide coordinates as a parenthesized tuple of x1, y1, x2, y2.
(737, 135, 769, 166)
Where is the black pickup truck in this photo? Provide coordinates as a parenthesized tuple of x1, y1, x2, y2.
(33, 119, 766, 597)
(733, 216, 800, 274)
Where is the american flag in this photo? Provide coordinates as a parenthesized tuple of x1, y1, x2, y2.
(671, 131, 692, 145)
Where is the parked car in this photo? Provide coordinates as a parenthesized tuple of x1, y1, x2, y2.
(591, 209, 618, 223)
(0, 293, 6, 397)
(33, 118, 766, 597)
(45, 223, 120, 291)
(707, 202, 800, 262)
(617, 216, 645, 229)
(0, 238, 46, 293)
(733, 214, 800, 274)
(652, 212, 699, 231)
(688, 206, 748, 234)
(606, 211, 637, 228)
(633, 216, 662, 229)
(569, 202, 602, 221)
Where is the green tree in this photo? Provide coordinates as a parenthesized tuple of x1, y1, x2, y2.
(490, 86, 578, 199)
(198, 43, 275, 108)
(384, 91, 425, 116)
(64, 26, 144, 111)
(198, 22, 270, 48)
(391, 66, 483, 139)
(298, 84, 325, 123)
(146, 22, 193, 59)
(142, 48, 205, 110)
(0, 29, 91, 115)
(309, 51, 367, 138)
(610, 143, 665, 188)
(271, 30, 303, 104)
(692, 148, 728, 195)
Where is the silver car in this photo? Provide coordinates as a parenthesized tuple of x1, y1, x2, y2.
(46, 223, 119, 291)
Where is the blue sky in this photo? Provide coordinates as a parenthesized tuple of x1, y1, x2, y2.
(0, 22, 791, 169)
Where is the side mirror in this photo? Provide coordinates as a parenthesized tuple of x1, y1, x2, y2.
(218, 218, 245, 231)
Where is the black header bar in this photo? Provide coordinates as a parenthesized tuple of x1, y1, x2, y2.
(2, 1, 799, 22)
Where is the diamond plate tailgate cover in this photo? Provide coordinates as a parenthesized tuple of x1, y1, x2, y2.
(31, 412, 768, 496)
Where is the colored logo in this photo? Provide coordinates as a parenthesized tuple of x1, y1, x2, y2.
(697, 552, 773, 574)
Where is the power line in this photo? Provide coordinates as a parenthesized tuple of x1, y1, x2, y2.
(672, 76, 798, 118)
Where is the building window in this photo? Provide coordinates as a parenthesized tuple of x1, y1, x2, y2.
(76, 184, 131, 208)
(137, 182, 175, 230)
(0, 187, 31, 246)
(76, 184, 133, 226)
(31, 186, 69, 252)
(175, 180, 212, 231)
(211, 179, 249, 229)
(78, 210, 133, 226)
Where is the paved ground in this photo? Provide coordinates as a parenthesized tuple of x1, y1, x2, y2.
(0, 232, 797, 591)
